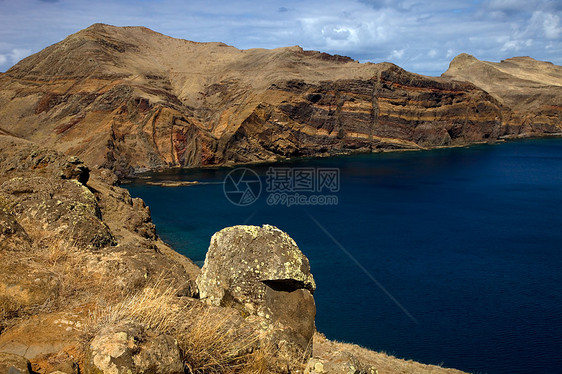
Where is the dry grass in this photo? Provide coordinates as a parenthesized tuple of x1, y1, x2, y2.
(38, 237, 125, 309)
(84, 277, 278, 374)
(0, 294, 22, 334)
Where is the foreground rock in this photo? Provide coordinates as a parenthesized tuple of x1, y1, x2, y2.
(0, 352, 31, 374)
(0, 134, 199, 371)
(84, 322, 183, 374)
(197, 224, 317, 360)
(308, 333, 468, 374)
(1, 24, 558, 177)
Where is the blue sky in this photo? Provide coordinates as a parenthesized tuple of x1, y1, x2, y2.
(0, 0, 560, 76)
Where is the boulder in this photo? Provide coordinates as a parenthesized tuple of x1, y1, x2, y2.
(0, 176, 115, 250)
(84, 322, 183, 374)
(0, 207, 32, 251)
(0, 352, 31, 374)
(197, 224, 316, 358)
(59, 156, 90, 185)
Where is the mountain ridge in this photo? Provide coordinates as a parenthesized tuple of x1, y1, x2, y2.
(0, 24, 560, 176)
(443, 52, 562, 113)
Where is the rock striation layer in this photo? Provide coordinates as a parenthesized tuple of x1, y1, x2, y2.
(1, 24, 558, 177)
(443, 53, 562, 138)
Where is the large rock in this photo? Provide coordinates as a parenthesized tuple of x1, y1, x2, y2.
(0, 352, 31, 374)
(197, 224, 316, 358)
(0, 176, 115, 250)
(84, 322, 183, 374)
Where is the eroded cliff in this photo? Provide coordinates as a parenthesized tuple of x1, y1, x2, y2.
(2, 24, 557, 177)
(443, 53, 562, 137)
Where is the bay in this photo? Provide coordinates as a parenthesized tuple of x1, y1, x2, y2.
(125, 138, 562, 374)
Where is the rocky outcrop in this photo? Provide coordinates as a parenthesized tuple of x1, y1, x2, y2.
(1, 24, 556, 177)
(307, 333, 468, 374)
(197, 225, 316, 359)
(84, 322, 184, 374)
(0, 134, 199, 371)
(0, 352, 32, 374)
(443, 54, 562, 138)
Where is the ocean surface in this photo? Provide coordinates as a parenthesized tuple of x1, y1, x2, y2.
(125, 138, 562, 374)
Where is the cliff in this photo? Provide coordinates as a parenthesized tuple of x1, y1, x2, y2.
(443, 53, 562, 137)
(2, 24, 558, 177)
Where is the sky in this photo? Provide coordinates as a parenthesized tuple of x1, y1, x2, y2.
(0, 0, 560, 76)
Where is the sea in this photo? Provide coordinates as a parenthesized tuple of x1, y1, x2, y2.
(125, 138, 562, 374)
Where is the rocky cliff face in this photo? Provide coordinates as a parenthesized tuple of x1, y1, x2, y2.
(2, 24, 556, 177)
(443, 53, 562, 137)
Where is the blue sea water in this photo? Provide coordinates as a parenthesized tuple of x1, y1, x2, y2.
(125, 138, 562, 374)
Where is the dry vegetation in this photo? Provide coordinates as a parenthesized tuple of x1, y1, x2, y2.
(84, 277, 282, 374)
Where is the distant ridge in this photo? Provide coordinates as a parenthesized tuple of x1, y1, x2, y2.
(443, 53, 562, 113)
(0, 24, 560, 176)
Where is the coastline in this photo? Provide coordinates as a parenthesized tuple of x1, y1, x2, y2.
(126, 134, 562, 181)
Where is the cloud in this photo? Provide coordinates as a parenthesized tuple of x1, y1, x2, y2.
(9, 48, 32, 63)
(322, 26, 352, 41)
(390, 49, 405, 59)
(0, 48, 32, 70)
(540, 12, 561, 38)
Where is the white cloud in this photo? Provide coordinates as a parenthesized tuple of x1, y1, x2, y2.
(9, 48, 32, 63)
(390, 49, 405, 59)
(542, 13, 561, 38)
(0, 48, 32, 71)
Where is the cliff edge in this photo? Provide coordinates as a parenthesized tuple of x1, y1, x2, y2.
(2, 24, 558, 177)
(443, 53, 562, 137)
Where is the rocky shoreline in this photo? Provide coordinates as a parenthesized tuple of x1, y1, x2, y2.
(0, 134, 469, 373)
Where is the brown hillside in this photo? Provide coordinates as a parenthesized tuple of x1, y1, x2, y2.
(0, 24, 560, 176)
(443, 53, 562, 133)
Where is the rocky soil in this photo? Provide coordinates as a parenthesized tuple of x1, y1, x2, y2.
(0, 24, 559, 177)
(0, 134, 468, 373)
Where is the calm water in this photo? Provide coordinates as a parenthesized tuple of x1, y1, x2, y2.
(125, 138, 562, 374)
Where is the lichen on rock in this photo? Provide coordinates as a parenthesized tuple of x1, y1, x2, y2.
(84, 322, 184, 374)
(197, 224, 316, 359)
